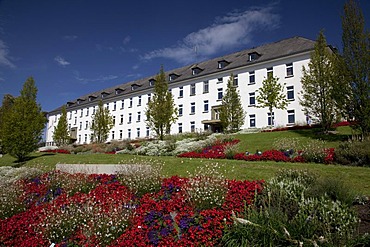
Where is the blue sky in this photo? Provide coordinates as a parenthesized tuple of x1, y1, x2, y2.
(0, 0, 369, 112)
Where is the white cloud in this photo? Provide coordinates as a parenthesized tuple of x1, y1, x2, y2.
(123, 36, 131, 45)
(63, 35, 78, 41)
(0, 40, 16, 68)
(54, 56, 70, 66)
(142, 5, 280, 64)
(132, 64, 139, 70)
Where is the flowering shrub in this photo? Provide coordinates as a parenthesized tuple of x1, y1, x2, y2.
(40, 149, 71, 154)
(178, 139, 239, 159)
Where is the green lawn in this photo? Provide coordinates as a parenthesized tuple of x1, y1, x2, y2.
(1, 126, 369, 195)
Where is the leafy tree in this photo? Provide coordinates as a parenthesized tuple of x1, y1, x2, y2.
(300, 31, 340, 132)
(1, 77, 46, 161)
(342, 0, 370, 137)
(256, 75, 288, 127)
(52, 105, 70, 146)
(90, 100, 113, 143)
(0, 94, 15, 154)
(219, 74, 245, 133)
(146, 66, 178, 140)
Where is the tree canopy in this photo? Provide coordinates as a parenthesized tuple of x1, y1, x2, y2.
(90, 100, 114, 143)
(53, 105, 70, 146)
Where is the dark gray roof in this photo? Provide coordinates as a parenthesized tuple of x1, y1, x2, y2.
(49, 36, 316, 114)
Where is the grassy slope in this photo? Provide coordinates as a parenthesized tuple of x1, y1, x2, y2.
(0, 126, 369, 195)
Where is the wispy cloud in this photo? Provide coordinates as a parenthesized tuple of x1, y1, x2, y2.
(74, 71, 118, 84)
(0, 40, 16, 68)
(142, 5, 280, 64)
(123, 36, 131, 45)
(54, 56, 70, 66)
(63, 35, 78, 41)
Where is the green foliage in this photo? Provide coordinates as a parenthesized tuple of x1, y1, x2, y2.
(342, 0, 370, 137)
(256, 75, 288, 127)
(300, 31, 340, 132)
(335, 139, 370, 167)
(300, 139, 327, 163)
(146, 66, 178, 140)
(90, 100, 114, 143)
(219, 74, 245, 133)
(0, 94, 15, 154)
(1, 77, 46, 161)
(52, 105, 70, 146)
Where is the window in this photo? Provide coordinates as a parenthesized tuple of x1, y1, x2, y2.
(69, 112, 72, 120)
(121, 100, 124, 109)
(119, 130, 123, 140)
(249, 114, 256, 127)
(268, 112, 275, 126)
(217, 77, 223, 83)
(84, 134, 87, 143)
(85, 121, 88, 130)
(147, 94, 151, 102)
(80, 109, 83, 117)
(178, 123, 183, 133)
(287, 86, 294, 100)
(78, 135, 81, 144)
(190, 83, 196, 96)
(249, 92, 256, 105)
(218, 60, 229, 69)
(192, 67, 202, 75)
(288, 110, 295, 124)
(286, 63, 293, 77)
(233, 74, 238, 86)
(128, 113, 132, 123)
(248, 52, 260, 61)
(93, 107, 96, 115)
(267, 67, 273, 78)
(190, 102, 195, 114)
(137, 128, 140, 138)
(146, 127, 150, 137)
(129, 98, 133, 108)
(214, 109, 220, 120)
(120, 114, 124, 124)
(86, 108, 89, 116)
(203, 80, 209, 93)
(106, 103, 109, 110)
(149, 79, 155, 86)
(112, 131, 115, 140)
(74, 117, 77, 125)
(249, 71, 255, 84)
(190, 121, 195, 133)
(204, 100, 209, 112)
(113, 116, 116, 125)
(137, 112, 141, 122)
(113, 101, 117, 111)
(179, 104, 183, 116)
(128, 129, 131, 139)
(138, 96, 141, 106)
(179, 87, 183, 98)
(79, 122, 82, 130)
(217, 88, 223, 100)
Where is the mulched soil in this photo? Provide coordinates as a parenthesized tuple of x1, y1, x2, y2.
(353, 201, 370, 235)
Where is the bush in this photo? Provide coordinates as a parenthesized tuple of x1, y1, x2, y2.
(335, 140, 370, 167)
(301, 139, 327, 163)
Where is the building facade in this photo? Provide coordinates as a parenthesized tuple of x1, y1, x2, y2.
(46, 37, 316, 146)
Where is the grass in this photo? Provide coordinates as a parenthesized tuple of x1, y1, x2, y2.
(0, 126, 369, 195)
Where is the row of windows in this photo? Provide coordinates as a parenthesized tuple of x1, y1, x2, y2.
(77, 127, 151, 144)
(248, 110, 295, 127)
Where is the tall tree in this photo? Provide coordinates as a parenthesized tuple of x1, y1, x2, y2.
(219, 74, 245, 133)
(90, 100, 114, 143)
(256, 75, 288, 127)
(300, 31, 340, 132)
(52, 105, 70, 146)
(342, 0, 370, 137)
(146, 66, 177, 140)
(2, 77, 46, 161)
(0, 94, 15, 154)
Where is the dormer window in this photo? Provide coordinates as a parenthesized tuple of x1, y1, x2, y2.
(192, 67, 203, 75)
(77, 98, 84, 105)
(248, 52, 260, 62)
(88, 95, 97, 102)
(131, 84, 140, 91)
(101, 92, 109, 99)
(169, 73, 179, 81)
(67, 101, 74, 107)
(218, 60, 230, 69)
(115, 88, 124, 95)
(149, 79, 156, 86)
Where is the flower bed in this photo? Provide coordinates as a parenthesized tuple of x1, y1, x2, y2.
(40, 149, 71, 154)
(178, 139, 239, 159)
(0, 171, 263, 246)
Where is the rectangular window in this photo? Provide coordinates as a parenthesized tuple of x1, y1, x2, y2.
(112, 131, 115, 140)
(267, 67, 273, 78)
(137, 128, 140, 138)
(179, 86, 183, 98)
(86, 108, 89, 116)
(113, 116, 116, 125)
(286, 63, 293, 77)
(179, 104, 183, 116)
(190, 121, 195, 133)
(84, 134, 87, 143)
(85, 121, 88, 129)
(93, 107, 95, 115)
(80, 109, 83, 117)
(78, 135, 81, 144)
(106, 103, 109, 110)
(128, 113, 132, 123)
(178, 123, 183, 133)
(147, 94, 151, 102)
(119, 130, 123, 140)
(137, 112, 141, 122)
(128, 129, 131, 139)
(74, 117, 77, 125)
(69, 112, 72, 120)
(268, 112, 275, 126)
(120, 114, 124, 124)
(79, 122, 82, 130)
(204, 100, 209, 112)
(249, 92, 256, 105)
(146, 127, 150, 137)
(138, 96, 142, 106)
(217, 77, 223, 84)
(214, 109, 220, 120)
(250, 114, 256, 127)
(203, 81, 209, 93)
(121, 100, 124, 109)
(287, 86, 294, 100)
(190, 83, 196, 96)
(113, 101, 117, 111)
(190, 102, 195, 114)
(129, 98, 133, 108)
(217, 88, 223, 100)
(288, 110, 295, 124)
(249, 71, 255, 84)
(233, 74, 238, 86)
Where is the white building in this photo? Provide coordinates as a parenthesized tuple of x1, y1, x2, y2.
(46, 36, 316, 146)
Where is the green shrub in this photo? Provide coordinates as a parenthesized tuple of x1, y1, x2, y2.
(335, 140, 370, 167)
(301, 139, 327, 163)
(224, 142, 239, 159)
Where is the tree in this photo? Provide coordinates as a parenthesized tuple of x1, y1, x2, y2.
(146, 66, 177, 140)
(90, 100, 113, 143)
(342, 0, 370, 137)
(300, 31, 339, 132)
(219, 74, 245, 133)
(52, 105, 69, 146)
(0, 94, 15, 154)
(1, 77, 46, 161)
(256, 75, 288, 127)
